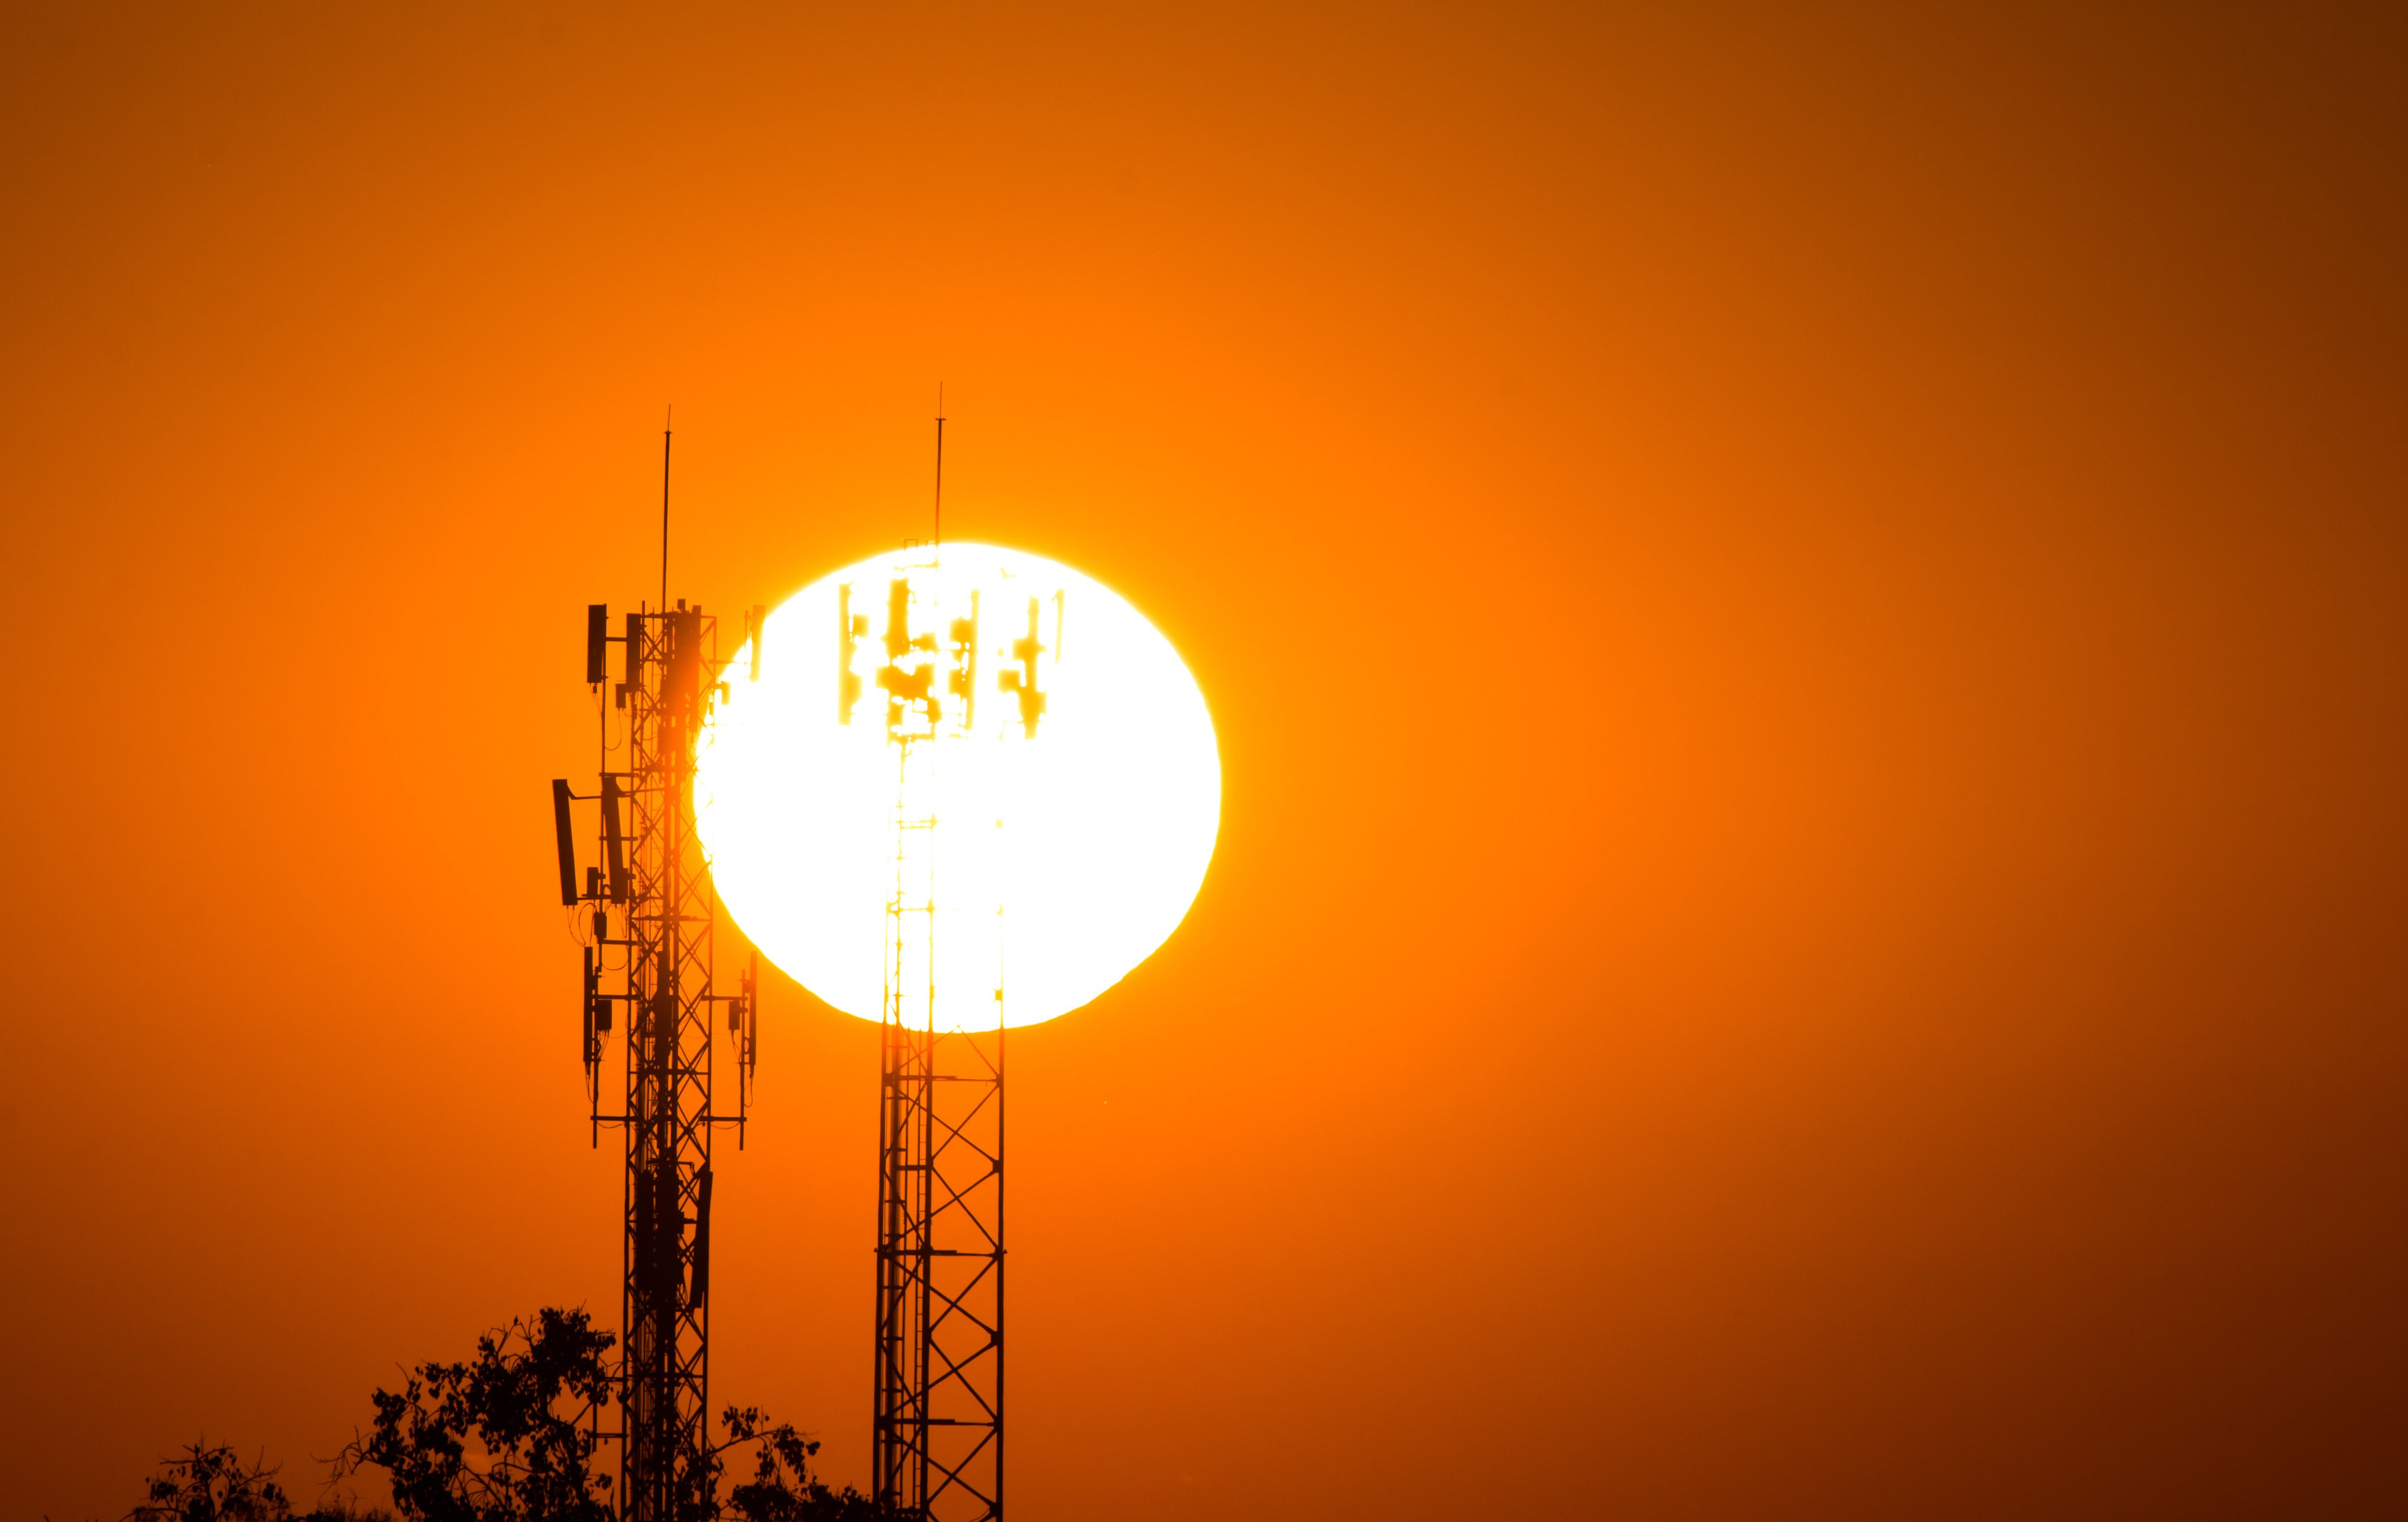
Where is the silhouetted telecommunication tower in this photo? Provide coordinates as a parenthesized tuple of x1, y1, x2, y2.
(840, 546, 1055, 1522)
(551, 427, 766, 1521)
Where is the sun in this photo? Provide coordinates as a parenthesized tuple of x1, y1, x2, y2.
(694, 543, 1220, 1030)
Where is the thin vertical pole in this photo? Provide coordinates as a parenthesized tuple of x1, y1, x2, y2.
(660, 410, 673, 611)
(934, 385, 946, 551)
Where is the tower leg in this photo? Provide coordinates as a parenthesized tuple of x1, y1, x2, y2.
(875, 1019, 1003, 1521)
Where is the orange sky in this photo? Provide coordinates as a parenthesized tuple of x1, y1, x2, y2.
(3, 4, 2405, 1517)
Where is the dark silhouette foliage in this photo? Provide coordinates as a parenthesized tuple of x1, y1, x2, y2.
(128, 1443, 297, 1522)
(715, 1408, 879, 1522)
(126, 1441, 388, 1522)
(316, 1306, 872, 1522)
(332, 1307, 616, 1522)
(132, 1309, 868, 1522)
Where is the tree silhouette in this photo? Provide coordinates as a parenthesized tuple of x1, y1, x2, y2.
(715, 1408, 879, 1522)
(333, 1308, 616, 1522)
(126, 1442, 385, 1522)
(128, 1442, 299, 1522)
(315, 1306, 873, 1522)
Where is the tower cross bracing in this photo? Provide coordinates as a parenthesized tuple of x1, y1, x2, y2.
(856, 563, 1014, 1522)
(560, 598, 758, 1522)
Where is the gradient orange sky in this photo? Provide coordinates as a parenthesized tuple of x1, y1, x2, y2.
(4, 5, 2405, 1518)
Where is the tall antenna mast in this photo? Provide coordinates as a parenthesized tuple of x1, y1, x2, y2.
(553, 542, 757, 1517)
(660, 406, 673, 610)
(933, 384, 946, 552)
(866, 551, 1013, 1522)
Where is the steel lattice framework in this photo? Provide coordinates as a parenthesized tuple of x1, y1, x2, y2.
(857, 565, 1012, 1521)
(874, 754, 1007, 1521)
(560, 598, 757, 1522)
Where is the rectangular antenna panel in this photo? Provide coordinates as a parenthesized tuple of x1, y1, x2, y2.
(550, 779, 580, 906)
(602, 774, 631, 903)
(668, 608, 703, 705)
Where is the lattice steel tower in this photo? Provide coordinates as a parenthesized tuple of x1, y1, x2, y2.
(552, 453, 766, 1520)
(842, 561, 1048, 1521)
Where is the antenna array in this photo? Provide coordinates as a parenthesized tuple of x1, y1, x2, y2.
(555, 581, 766, 1516)
(843, 553, 1053, 1522)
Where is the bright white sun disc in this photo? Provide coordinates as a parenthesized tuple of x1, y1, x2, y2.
(694, 543, 1220, 1030)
